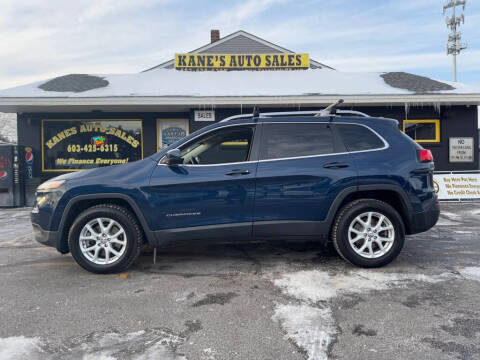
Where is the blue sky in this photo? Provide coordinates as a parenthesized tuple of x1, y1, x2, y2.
(0, 0, 478, 90)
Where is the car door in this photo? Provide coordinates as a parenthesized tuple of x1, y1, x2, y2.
(145, 123, 259, 243)
(253, 120, 357, 238)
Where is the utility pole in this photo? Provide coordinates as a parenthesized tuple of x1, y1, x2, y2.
(443, 0, 467, 82)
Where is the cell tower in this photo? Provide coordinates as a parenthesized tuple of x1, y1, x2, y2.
(443, 0, 467, 82)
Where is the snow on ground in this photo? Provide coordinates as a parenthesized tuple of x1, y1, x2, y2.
(436, 207, 480, 226)
(0, 336, 43, 360)
(274, 269, 457, 303)
(270, 268, 480, 360)
(0, 112, 16, 143)
(0, 328, 186, 360)
(273, 304, 335, 360)
(458, 266, 480, 282)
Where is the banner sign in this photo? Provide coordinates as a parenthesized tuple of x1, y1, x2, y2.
(175, 53, 309, 70)
(433, 173, 480, 200)
(42, 119, 143, 172)
(449, 137, 474, 163)
(194, 110, 215, 122)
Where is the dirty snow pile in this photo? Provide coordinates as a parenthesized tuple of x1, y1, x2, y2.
(270, 268, 479, 360)
(0, 328, 186, 360)
(0, 113, 16, 143)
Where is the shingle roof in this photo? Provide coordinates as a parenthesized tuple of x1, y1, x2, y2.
(381, 72, 455, 93)
(38, 74, 109, 93)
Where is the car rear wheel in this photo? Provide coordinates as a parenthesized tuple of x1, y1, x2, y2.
(68, 204, 143, 274)
(331, 199, 405, 268)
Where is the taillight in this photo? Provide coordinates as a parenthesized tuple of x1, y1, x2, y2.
(419, 149, 433, 162)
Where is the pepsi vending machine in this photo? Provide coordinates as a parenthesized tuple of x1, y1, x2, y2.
(0, 145, 25, 207)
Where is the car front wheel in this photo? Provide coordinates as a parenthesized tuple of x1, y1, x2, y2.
(68, 204, 143, 274)
(331, 199, 405, 268)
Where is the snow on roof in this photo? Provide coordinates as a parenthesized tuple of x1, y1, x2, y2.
(0, 69, 478, 99)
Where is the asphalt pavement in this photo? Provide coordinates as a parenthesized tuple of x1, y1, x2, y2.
(0, 203, 479, 360)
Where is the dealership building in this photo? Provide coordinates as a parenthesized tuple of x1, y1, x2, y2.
(0, 30, 479, 203)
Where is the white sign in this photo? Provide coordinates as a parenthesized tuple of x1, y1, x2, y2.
(433, 173, 480, 200)
(449, 137, 474, 163)
(194, 110, 215, 122)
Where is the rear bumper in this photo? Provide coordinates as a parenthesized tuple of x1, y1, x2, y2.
(408, 200, 440, 234)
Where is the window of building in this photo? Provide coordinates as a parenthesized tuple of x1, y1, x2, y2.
(403, 119, 440, 143)
(179, 125, 253, 165)
(259, 123, 335, 160)
(41, 119, 143, 172)
(335, 124, 385, 151)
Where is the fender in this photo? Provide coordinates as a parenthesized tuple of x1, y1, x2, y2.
(323, 184, 413, 238)
(56, 193, 155, 253)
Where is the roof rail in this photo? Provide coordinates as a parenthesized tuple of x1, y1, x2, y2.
(220, 109, 370, 122)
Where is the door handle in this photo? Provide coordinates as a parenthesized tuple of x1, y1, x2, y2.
(225, 169, 250, 176)
(323, 162, 349, 169)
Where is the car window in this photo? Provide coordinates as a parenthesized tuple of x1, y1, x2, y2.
(336, 124, 384, 152)
(179, 125, 254, 165)
(260, 123, 335, 160)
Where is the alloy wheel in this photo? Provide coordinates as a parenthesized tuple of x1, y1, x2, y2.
(79, 217, 128, 265)
(347, 211, 395, 259)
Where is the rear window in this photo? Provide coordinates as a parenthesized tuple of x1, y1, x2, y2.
(260, 123, 335, 160)
(336, 124, 385, 152)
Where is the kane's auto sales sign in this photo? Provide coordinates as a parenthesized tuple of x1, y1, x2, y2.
(175, 53, 309, 70)
(42, 119, 143, 172)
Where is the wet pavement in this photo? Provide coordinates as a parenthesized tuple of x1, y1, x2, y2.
(0, 203, 479, 360)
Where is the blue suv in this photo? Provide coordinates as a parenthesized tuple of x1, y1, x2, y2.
(31, 107, 439, 273)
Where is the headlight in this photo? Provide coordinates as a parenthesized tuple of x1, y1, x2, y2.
(37, 179, 66, 191)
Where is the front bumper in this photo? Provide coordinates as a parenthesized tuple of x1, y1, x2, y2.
(32, 223, 60, 250)
(408, 200, 440, 234)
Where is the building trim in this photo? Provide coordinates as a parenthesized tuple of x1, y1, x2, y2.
(1, 94, 480, 113)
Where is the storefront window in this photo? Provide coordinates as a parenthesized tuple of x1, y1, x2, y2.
(157, 119, 189, 150)
(403, 119, 440, 143)
(42, 119, 143, 172)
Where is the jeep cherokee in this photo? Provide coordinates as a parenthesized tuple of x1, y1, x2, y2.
(31, 108, 439, 273)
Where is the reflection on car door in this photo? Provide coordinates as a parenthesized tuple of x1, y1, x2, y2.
(145, 124, 259, 244)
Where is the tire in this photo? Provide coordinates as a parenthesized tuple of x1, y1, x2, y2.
(331, 199, 405, 268)
(68, 204, 143, 274)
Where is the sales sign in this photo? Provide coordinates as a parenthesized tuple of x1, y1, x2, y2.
(175, 53, 309, 70)
(194, 110, 215, 122)
(42, 119, 143, 172)
(449, 137, 474, 163)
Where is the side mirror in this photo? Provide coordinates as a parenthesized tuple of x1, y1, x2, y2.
(165, 148, 183, 166)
